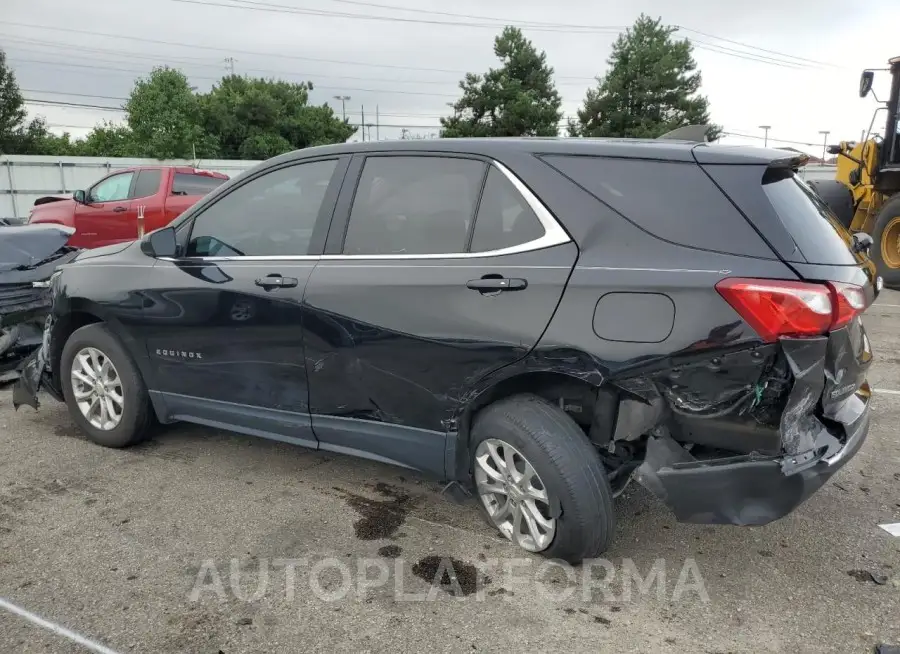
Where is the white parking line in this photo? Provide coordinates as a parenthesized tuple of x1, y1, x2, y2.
(875, 388, 900, 396)
(875, 303, 900, 309)
(879, 523, 900, 537)
(0, 597, 121, 654)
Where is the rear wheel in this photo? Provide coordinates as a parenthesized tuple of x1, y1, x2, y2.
(871, 197, 900, 288)
(470, 394, 615, 563)
(60, 323, 153, 448)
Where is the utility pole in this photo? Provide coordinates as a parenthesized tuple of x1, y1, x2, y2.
(361, 106, 366, 142)
(224, 57, 236, 75)
(332, 95, 350, 121)
(758, 125, 771, 147)
(819, 130, 830, 163)
(375, 105, 380, 141)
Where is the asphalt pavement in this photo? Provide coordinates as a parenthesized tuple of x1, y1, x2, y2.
(1, 293, 899, 653)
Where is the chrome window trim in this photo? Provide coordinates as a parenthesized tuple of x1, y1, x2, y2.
(163, 159, 571, 263)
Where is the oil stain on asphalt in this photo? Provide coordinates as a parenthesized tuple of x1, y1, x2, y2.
(335, 482, 416, 540)
(411, 555, 490, 597)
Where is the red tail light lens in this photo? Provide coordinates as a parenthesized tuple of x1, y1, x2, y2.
(828, 281, 866, 329)
(716, 278, 868, 342)
(716, 278, 833, 342)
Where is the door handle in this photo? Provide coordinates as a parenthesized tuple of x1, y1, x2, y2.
(255, 274, 299, 290)
(113, 206, 127, 213)
(466, 276, 528, 293)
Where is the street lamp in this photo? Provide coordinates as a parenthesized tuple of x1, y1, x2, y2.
(758, 125, 771, 147)
(819, 130, 831, 163)
(333, 95, 351, 121)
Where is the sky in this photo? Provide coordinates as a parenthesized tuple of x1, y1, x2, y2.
(2, 0, 899, 157)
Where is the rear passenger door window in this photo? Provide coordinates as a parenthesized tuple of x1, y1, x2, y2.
(186, 159, 338, 257)
(343, 156, 486, 255)
(130, 169, 162, 199)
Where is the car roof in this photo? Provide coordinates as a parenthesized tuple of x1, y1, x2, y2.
(272, 136, 801, 167)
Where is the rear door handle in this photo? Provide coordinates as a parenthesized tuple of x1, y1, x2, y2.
(255, 274, 299, 290)
(113, 206, 127, 213)
(466, 277, 527, 293)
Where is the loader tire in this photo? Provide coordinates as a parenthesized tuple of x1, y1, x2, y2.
(871, 196, 900, 289)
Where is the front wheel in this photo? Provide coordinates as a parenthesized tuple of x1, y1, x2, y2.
(60, 323, 153, 448)
(470, 394, 615, 563)
(871, 197, 900, 288)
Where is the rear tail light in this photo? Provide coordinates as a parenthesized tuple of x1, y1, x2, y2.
(716, 278, 868, 342)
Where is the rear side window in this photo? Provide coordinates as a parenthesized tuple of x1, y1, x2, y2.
(470, 168, 545, 252)
(541, 155, 775, 259)
(343, 156, 485, 255)
(761, 169, 859, 265)
(131, 169, 162, 199)
(173, 173, 226, 196)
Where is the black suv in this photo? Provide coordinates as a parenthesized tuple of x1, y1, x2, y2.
(14, 138, 875, 563)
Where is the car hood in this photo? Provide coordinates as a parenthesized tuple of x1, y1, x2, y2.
(72, 239, 136, 263)
(0, 224, 76, 272)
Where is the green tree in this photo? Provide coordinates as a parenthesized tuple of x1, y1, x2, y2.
(568, 15, 719, 140)
(0, 50, 72, 154)
(78, 121, 137, 157)
(200, 76, 354, 159)
(125, 67, 218, 159)
(441, 27, 563, 138)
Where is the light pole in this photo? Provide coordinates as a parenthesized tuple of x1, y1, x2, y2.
(333, 95, 350, 121)
(819, 130, 831, 163)
(759, 125, 771, 147)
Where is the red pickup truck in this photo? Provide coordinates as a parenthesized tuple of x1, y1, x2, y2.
(27, 166, 229, 249)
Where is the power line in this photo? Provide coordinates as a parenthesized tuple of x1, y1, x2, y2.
(5, 44, 592, 87)
(0, 18, 830, 77)
(674, 26, 839, 68)
(169, 0, 833, 69)
(23, 99, 125, 112)
(170, 0, 625, 34)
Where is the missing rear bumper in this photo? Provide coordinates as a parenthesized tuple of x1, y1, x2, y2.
(634, 395, 870, 525)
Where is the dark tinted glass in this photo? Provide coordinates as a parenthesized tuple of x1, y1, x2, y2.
(470, 168, 544, 252)
(343, 156, 485, 255)
(542, 155, 774, 259)
(762, 169, 859, 265)
(173, 173, 227, 196)
(186, 160, 337, 257)
(131, 169, 162, 199)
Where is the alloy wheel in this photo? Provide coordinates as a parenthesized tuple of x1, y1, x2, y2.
(70, 347, 124, 431)
(474, 438, 556, 552)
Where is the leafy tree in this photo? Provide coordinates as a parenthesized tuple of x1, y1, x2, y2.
(441, 27, 562, 138)
(0, 50, 70, 155)
(125, 67, 218, 159)
(568, 15, 719, 140)
(78, 121, 137, 157)
(200, 76, 354, 159)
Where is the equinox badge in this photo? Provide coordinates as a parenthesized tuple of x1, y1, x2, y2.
(156, 349, 203, 360)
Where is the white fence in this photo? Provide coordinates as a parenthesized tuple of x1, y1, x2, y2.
(1, 154, 839, 221)
(0, 155, 262, 220)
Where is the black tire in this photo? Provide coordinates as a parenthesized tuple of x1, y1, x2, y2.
(60, 323, 153, 448)
(808, 179, 855, 229)
(469, 394, 615, 563)
(870, 196, 900, 289)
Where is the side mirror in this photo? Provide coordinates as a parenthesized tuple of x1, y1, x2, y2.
(826, 144, 841, 155)
(73, 190, 86, 204)
(859, 71, 874, 98)
(140, 226, 178, 258)
(852, 231, 873, 255)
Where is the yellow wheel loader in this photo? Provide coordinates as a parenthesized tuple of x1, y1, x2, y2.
(808, 56, 900, 287)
